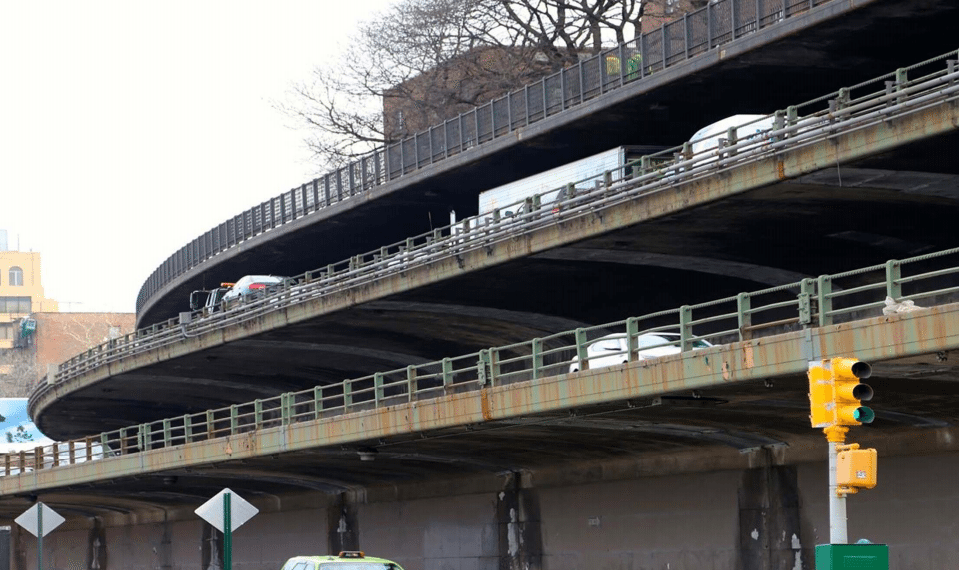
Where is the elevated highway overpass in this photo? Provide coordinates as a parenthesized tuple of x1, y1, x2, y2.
(136, 0, 959, 327)
(32, 54, 959, 439)
(4, 263, 959, 568)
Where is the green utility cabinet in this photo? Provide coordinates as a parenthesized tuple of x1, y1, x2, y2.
(815, 544, 889, 569)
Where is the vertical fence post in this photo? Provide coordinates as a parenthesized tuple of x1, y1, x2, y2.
(207, 410, 215, 439)
(230, 405, 239, 434)
(314, 387, 323, 419)
(885, 260, 902, 301)
(343, 381, 353, 411)
(737, 293, 752, 342)
(281, 393, 292, 425)
(679, 306, 693, 351)
(817, 275, 834, 327)
(626, 317, 639, 362)
(799, 278, 815, 328)
(575, 328, 589, 371)
(184, 415, 192, 444)
(442, 358, 454, 389)
(163, 418, 172, 446)
(531, 339, 543, 380)
(374, 372, 384, 406)
(407, 365, 418, 401)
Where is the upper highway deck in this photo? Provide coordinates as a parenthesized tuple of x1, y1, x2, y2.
(134, 0, 959, 327)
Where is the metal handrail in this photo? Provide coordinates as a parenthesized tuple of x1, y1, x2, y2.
(37, 48, 959, 407)
(135, 0, 840, 314)
(10, 244, 959, 475)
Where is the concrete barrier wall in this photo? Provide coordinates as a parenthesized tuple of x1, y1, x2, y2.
(10, 450, 959, 570)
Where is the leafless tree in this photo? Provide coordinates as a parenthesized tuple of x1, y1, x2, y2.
(282, 0, 656, 169)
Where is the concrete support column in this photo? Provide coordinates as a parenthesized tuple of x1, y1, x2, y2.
(738, 452, 804, 570)
(497, 472, 542, 570)
(327, 495, 359, 554)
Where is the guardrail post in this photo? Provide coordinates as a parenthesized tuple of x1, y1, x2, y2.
(313, 388, 323, 418)
(51, 443, 59, 467)
(281, 394, 292, 426)
(531, 339, 543, 380)
(626, 317, 639, 361)
(679, 305, 693, 351)
(575, 328, 589, 371)
(799, 278, 815, 327)
(4, 454, 9, 476)
(407, 366, 418, 401)
(230, 404, 239, 434)
(895, 68, 908, 104)
(786, 105, 799, 128)
(163, 418, 172, 446)
(817, 275, 834, 327)
(737, 293, 752, 341)
(33, 448, 42, 471)
(885, 259, 903, 301)
(207, 410, 215, 439)
(374, 372, 384, 405)
(183, 415, 192, 444)
(139, 424, 149, 451)
(68, 441, 76, 465)
(100, 433, 110, 457)
(442, 358, 454, 389)
(640, 155, 651, 176)
(343, 381, 353, 411)
(18, 451, 25, 473)
(477, 350, 489, 385)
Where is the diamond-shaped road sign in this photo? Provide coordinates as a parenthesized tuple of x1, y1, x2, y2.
(15, 503, 65, 538)
(195, 488, 258, 533)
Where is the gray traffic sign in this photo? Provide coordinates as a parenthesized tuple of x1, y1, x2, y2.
(15, 503, 65, 538)
(194, 488, 258, 533)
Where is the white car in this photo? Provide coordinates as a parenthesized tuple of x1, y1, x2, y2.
(568, 332, 712, 373)
(221, 275, 291, 304)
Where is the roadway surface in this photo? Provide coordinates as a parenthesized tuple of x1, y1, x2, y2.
(137, 0, 959, 327)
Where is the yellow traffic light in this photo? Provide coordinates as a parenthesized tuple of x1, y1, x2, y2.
(836, 443, 878, 494)
(832, 358, 874, 426)
(807, 358, 874, 428)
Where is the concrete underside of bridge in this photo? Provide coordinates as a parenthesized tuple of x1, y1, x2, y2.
(7, 435, 959, 570)
(18, 447, 959, 570)
(137, 0, 959, 329)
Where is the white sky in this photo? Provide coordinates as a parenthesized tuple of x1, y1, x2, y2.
(1, 1, 396, 313)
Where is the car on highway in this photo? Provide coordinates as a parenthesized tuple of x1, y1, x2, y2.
(568, 332, 712, 373)
(280, 551, 404, 570)
(221, 275, 292, 303)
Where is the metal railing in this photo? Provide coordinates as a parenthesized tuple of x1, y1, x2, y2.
(43, 47, 959, 410)
(135, 0, 839, 314)
(10, 244, 959, 476)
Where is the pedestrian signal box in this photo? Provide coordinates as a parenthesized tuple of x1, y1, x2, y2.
(836, 445, 877, 493)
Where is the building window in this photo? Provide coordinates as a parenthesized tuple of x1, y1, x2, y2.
(0, 323, 13, 340)
(0, 297, 31, 313)
(8, 267, 23, 286)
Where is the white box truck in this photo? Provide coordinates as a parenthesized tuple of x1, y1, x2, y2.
(476, 145, 666, 218)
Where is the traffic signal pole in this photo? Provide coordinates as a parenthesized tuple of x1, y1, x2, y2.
(824, 425, 850, 544)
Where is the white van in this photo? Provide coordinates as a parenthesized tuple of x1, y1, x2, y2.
(688, 114, 776, 159)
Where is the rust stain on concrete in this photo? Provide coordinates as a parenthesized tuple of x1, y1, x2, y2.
(480, 387, 493, 421)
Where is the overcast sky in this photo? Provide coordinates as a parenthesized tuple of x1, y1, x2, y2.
(1, 1, 396, 313)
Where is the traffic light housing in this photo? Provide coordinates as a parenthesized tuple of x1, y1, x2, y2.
(832, 358, 874, 426)
(807, 358, 874, 428)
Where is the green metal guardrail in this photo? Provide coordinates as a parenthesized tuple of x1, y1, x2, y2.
(7, 244, 959, 476)
(35, 48, 959, 407)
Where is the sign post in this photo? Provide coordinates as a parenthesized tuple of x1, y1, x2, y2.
(195, 488, 258, 570)
(15, 502, 65, 570)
